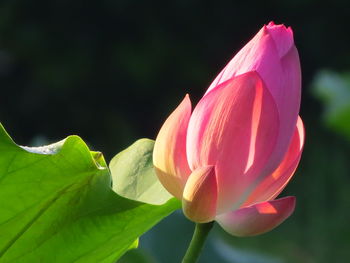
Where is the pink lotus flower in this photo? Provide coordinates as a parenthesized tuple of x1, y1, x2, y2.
(153, 22, 304, 236)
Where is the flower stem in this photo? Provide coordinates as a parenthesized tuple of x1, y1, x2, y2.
(181, 221, 214, 263)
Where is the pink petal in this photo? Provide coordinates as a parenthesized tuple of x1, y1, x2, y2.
(182, 166, 217, 223)
(153, 95, 192, 199)
(216, 196, 296, 237)
(186, 72, 279, 214)
(206, 25, 284, 96)
(242, 116, 305, 206)
(206, 24, 301, 180)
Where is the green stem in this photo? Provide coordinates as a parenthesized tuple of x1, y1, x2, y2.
(181, 222, 214, 263)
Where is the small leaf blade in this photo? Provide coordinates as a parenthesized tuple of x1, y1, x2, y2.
(110, 139, 172, 205)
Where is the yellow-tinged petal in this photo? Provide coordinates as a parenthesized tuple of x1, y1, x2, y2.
(153, 95, 192, 199)
(182, 166, 217, 223)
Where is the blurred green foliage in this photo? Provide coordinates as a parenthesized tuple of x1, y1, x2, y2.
(0, 0, 349, 262)
(312, 70, 350, 140)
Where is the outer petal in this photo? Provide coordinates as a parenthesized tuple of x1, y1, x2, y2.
(153, 95, 192, 199)
(182, 166, 217, 223)
(243, 116, 305, 206)
(187, 72, 279, 213)
(216, 196, 296, 237)
(270, 46, 301, 163)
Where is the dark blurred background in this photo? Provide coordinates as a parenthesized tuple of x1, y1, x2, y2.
(1, 1, 350, 262)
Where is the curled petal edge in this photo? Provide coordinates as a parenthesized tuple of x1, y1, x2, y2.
(216, 196, 296, 237)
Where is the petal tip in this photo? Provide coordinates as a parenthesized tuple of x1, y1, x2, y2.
(153, 95, 192, 199)
(265, 21, 294, 58)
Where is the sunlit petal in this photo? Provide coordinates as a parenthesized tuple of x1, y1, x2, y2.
(187, 72, 279, 213)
